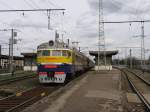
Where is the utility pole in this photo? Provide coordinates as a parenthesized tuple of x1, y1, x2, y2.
(125, 48, 127, 66)
(118, 55, 120, 66)
(117, 47, 141, 68)
(0, 45, 1, 55)
(10, 29, 15, 76)
(0, 29, 17, 75)
(130, 49, 132, 69)
(141, 22, 145, 65)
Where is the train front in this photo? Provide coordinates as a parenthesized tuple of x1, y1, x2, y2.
(37, 41, 73, 83)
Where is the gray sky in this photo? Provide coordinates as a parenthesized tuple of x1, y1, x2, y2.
(0, 0, 150, 59)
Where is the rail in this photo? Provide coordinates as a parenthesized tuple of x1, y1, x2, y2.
(122, 69, 150, 111)
(0, 86, 59, 112)
(0, 74, 36, 86)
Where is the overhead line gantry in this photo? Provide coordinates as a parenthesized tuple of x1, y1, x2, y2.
(103, 19, 150, 65)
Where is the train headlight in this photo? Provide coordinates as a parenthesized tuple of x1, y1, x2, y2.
(49, 40, 54, 46)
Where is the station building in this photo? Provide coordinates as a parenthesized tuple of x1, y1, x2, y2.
(0, 55, 24, 71)
(21, 53, 37, 71)
(89, 50, 118, 70)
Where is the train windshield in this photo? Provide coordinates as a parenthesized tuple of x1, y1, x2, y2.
(37, 50, 50, 56)
(51, 50, 61, 56)
(37, 50, 71, 57)
(62, 50, 68, 56)
(42, 50, 50, 56)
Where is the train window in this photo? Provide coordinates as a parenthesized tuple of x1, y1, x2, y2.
(37, 51, 42, 56)
(42, 50, 50, 56)
(62, 51, 68, 56)
(51, 50, 61, 56)
(68, 51, 71, 57)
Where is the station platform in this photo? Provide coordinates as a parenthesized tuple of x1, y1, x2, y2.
(43, 69, 123, 112)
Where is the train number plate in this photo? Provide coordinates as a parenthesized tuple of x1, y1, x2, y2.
(47, 77, 56, 81)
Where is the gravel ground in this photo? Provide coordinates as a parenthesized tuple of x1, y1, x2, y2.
(0, 71, 36, 80)
(0, 76, 39, 98)
(132, 69, 150, 82)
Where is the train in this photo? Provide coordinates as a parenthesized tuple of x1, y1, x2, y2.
(37, 39, 94, 83)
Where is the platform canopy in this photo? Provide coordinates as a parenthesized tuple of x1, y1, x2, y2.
(89, 51, 118, 56)
(89, 50, 118, 65)
(21, 53, 37, 57)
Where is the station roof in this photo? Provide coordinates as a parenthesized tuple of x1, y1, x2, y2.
(21, 53, 37, 57)
(89, 50, 118, 57)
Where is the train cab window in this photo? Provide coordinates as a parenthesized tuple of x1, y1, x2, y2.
(37, 51, 42, 56)
(62, 51, 68, 56)
(62, 50, 72, 57)
(42, 50, 50, 56)
(51, 50, 61, 56)
(68, 51, 71, 57)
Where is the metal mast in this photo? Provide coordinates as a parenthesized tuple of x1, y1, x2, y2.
(98, 0, 106, 70)
(141, 22, 145, 65)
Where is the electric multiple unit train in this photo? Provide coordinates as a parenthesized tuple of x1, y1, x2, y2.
(37, 40, 94, 83)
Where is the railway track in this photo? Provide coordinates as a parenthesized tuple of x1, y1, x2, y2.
(0, 74, 37, 86)
(0, 86, 60, 112)
(122, 69, 150, 111)
(0, 70, 91, 112)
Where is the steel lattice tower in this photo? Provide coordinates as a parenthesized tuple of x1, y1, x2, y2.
(98, 0, 106, 69)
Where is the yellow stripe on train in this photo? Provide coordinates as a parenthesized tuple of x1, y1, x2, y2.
(37, 56, 72, 64)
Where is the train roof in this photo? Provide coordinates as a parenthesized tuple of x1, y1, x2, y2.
(37, 40, 70, 50)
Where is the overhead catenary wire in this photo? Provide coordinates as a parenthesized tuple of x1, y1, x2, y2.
(0, 0, 65, 30)
(103, 20, 150, 23)
(0, 9, 65, 12)
(107, 19, 150, 65)
(23, 0, 55, 29)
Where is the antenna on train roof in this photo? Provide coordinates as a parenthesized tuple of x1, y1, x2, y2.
(55, 30, 59, 42)
(67, 39, 70, 47)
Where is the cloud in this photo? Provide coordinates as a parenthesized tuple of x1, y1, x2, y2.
(10, 19, 48, 29)
(75, 12, 97, 38)
(87, 0, 123, 15)
(87, 0, 150, 16)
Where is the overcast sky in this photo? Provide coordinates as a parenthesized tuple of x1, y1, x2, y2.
(0, 0, 150, 59)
